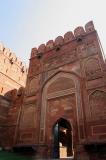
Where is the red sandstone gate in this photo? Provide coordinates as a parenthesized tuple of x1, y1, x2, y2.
(39, 71, 85, 158)
(14, 21, 106, 159)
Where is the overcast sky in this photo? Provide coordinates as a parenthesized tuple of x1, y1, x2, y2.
(0, 0, 106, 65)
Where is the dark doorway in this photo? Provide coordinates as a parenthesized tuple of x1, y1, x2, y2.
(52, 118, 73, 158)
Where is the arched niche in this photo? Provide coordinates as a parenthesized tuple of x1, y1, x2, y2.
(28, 77, 39, 95)
(89, 90, 106, 120)
(85, 58, 102, 81)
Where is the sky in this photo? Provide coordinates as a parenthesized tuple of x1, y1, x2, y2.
(0, 0, 106, 65)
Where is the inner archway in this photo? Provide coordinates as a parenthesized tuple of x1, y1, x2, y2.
(52, 118, 73, 158)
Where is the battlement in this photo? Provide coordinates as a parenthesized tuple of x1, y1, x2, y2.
(31, 21, 95, 58)
(0, 43, 28, 73)
(0, 44, 28, 94)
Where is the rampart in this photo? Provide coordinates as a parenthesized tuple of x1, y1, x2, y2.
(31, 21, 96, 58)
(0, 44, 28, 95)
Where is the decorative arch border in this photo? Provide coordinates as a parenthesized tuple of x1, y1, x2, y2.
(41, 69, 81, 91)
(89, 89, 106, 97)
(39, 70, 85, 143)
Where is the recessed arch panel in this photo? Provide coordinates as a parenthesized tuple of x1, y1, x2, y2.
(89, 90, 106, 120)
(39, 71, 85, 144)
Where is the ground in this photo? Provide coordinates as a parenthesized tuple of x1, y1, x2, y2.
(0, 151, 32, 160)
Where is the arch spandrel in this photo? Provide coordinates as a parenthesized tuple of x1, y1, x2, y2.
(47, 77, 75, 95)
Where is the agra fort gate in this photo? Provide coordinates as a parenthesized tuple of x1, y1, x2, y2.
(12, 21, 106, 159)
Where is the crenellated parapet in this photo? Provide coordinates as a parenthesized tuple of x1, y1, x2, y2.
(0, 43, 28, 75)
(0, 43, 28, 73)
(28, 20, 104, 78)
(30, 21, 95, 58)
(0, 43, 28, 94)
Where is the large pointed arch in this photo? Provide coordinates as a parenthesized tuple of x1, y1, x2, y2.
(39, 70, 85, 144)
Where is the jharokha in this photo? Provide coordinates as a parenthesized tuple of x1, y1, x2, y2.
(0, 21, 106, 160)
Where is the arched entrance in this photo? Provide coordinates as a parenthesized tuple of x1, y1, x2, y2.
(52, 118, 73, 158)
